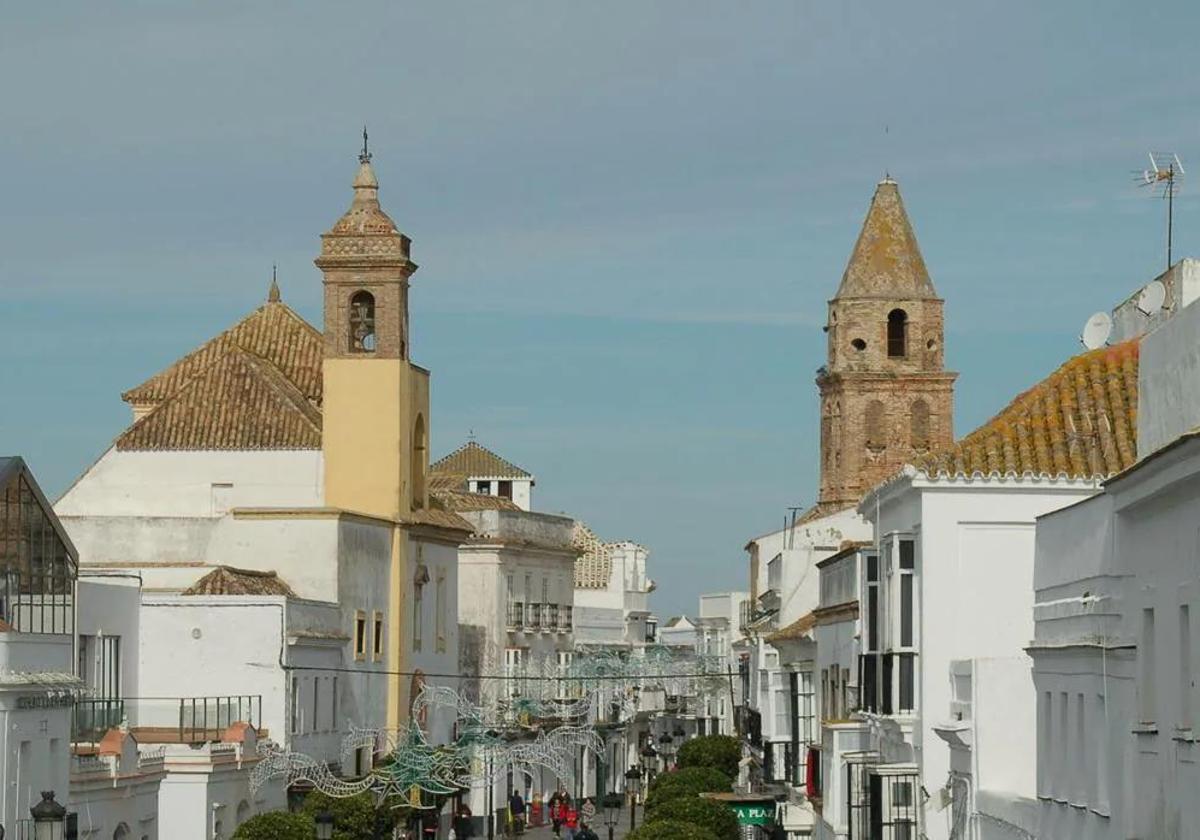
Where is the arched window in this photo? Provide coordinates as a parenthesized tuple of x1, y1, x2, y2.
(866, 400, 887, 449)
(349, 291, 376, 352)
(411, 414, 426, 509)
(236, 801, 251, 826)
(113, 824, 130, 840)
(887, 309, 908, 357)
(910, 399, 930, 449)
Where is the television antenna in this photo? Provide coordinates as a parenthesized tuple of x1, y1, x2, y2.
(1136, 152, 1185, 271)
(1080, 311, 1113, 350)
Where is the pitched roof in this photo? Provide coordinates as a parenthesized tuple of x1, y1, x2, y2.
(431, 442, 533, 480)
(432, 489, 523, 513)
(766, 611, 817, 643)
(573, 521, 613, 589)
(116, 347, 322, 451)
(181, 566, 296, 597)
(836, 179, 938, 300)
(122, 299, 324, 412)
(916, 339, 1139, 479)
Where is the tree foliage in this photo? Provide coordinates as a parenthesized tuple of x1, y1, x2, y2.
(644, 766, 732, 811)
(646, 795, 739, 840)
(232, 811, 313, 840)
(676, 734, 742, 779)
(627, 818, 720, 840)
(300, 790, 397, 840)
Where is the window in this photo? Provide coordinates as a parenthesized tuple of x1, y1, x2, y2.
(898, 654, 915, 713)
(290, 676, 300, 733)
(1096, 693, 1109, 812)
(504, 648, 525, 698)
(312, 678, 319, 733)
(477, 480, 492, 495)
(349, 290, 376, 352)
(910, 400, 930, 449)
(1038, 691, 1051, 797)
(830, 668, 840, 719)
(899, 541, 914, 647)
(1141, 607, 1156, 724)
(774, 672, 789, 736)
(372, 611, 384, 661)
(435, 573, 447, 653)
(1181, 604, 1192, 730)
(413, 580, 424, 653)
(354, 611, 367, 661)
(887, 309, 907, 357)
(411, 415, 426, 509)
(556, 651, 575, 698)
(332, 676, 339, 732)
(866, 400, 887, 449)
(842, 667, 851, 715)
(499, 480, 513, 499)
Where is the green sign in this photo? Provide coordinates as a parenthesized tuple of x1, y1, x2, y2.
(728, 802, 774, 827)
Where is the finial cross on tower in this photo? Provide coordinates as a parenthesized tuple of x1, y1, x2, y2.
(360, 125, 372, 164)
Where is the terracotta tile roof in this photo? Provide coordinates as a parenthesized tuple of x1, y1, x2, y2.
(181, 566, 296, 596)
(836, 180, 938, 300)
(121, 300, 323, 411)
(767, 611, 817, 643)
(432, 489, 523, 513)
(916, 339, 1139, 479)
(573, 521, 613, 589)
(431, 442, 532, 480)
(116, 347, 322, 451)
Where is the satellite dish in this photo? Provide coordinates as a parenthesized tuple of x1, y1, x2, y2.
(1137, 280, 1167, 316)
(1081, 312, 1113, 350)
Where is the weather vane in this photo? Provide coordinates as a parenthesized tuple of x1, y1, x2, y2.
(360, 125, 371, 164)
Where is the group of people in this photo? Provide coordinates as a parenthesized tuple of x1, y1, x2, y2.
(547, 789, 598, 840)
(446, 789, 601, 840)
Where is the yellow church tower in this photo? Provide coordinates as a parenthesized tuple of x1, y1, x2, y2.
(317, 135, 432, 727)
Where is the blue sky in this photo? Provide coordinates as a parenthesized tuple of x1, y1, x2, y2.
(2, 2, 1198, 617)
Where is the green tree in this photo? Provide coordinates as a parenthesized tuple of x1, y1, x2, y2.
(644, 766, 732, 811)
(300, 790, 397, 840)
(232, 811, 313, 840)
(627, 819, 720, 840)
(645, 795, 739, 840)
(677, 734, 742, 779)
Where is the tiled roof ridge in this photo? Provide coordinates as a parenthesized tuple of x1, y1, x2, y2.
(121, 300, 324, 409)
(915, 339, 1140, 480)
(115, 345, 322, 451)
(430, 441, 533, 479)
(181, 565, 297, 597)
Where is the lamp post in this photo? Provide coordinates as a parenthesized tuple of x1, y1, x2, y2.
(315, 810, 335, 840)
(658, 733, 674, 772)
(624, 767, 642, 833)
(30, 791, 66, 840)
(600, 792, 623, 840)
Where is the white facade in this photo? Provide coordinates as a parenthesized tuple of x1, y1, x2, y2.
(855, 472, 1099, 840)
(466, 477, 534, 512)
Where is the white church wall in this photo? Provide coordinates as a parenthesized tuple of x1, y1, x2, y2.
(55, 448, 323, 518)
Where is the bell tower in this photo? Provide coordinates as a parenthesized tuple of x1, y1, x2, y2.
(317, 137, 429, 519)
(816, 179, 956, 510)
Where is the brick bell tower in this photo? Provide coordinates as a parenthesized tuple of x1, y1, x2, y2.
(816, 178, 956, 510)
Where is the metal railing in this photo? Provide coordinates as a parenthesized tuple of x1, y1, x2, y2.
(526, 602, 542, 630)
(72, 698, 125, 742)
(507, 601, 525, 630)
(540, 603, 556, 629)
(559, 605, 573, 632)
(178, 695, 262, 742)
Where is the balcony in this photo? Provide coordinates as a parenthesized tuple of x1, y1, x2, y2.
(558, 605, 573, 633)
(540, 603, 556, 630)
(507, 601, 525, 631)
(526, 602, 542, 631)
(72, 695, 263, 745)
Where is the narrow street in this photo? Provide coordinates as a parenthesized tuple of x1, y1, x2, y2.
(485, 806, 642, 840)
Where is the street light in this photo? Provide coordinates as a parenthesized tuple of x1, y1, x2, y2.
(315, 810, 335, 840)
(672, 724, 686, 740)
(30, 791, 66, 840)
(624, 767, 642, 833)
(600, 793, 623, 840)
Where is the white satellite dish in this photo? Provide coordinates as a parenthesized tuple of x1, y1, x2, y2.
(1137, 280, 1167, 316)
(1081, 311, 1113, 350)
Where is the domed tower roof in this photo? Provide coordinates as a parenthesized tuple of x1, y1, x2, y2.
(835, 179, 937, 300)
(315, 130, 416, 271)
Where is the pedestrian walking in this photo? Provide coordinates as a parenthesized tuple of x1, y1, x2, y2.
(562, 799, 580, 840)
(580, 797, 596, 826)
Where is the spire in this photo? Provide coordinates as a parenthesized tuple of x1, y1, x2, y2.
(267, 264, 280, 302)
(835, 179, 936, 300)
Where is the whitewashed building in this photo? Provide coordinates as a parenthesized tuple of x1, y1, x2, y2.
(0, 458, 81, 835)
(432, 441, 536, 512)
(55, 150, 471, 818)
(1026, 267, 1200, 840)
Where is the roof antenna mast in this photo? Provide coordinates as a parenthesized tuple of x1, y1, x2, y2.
(1137, 152, 1185, 271)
